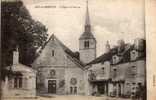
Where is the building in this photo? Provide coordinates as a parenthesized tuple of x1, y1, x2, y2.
(31, 1, 146, 97)
(85, 39, 146, 97)
(0, 0, 145, 98)
(2, 48, 36, 98)
(32, 34, 86, 95)
(32, 1, 97, 95)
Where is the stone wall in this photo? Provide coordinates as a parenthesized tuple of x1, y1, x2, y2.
(33, 36, 86, 95)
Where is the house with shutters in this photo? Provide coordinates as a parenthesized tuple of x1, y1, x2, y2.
(85, 39, 146, 97)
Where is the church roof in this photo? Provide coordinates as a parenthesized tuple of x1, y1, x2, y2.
(79, 32, 96, 40)
(35, 34, 85, 69)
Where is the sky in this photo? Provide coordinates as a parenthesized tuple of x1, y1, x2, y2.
(23, 0, 145, 56)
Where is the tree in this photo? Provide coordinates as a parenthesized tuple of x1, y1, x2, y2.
(1, 0, 48, 68)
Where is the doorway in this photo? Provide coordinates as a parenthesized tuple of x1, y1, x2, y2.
(70, 86, 77, 94)
(48, 80, 56, 94)
(97, 82, 104, 94)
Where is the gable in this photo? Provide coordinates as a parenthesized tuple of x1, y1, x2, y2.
(32, 34, 84, 70)
(33, 36, 67, 67)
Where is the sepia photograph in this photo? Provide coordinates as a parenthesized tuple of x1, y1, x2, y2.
(1, 0, 154, 100)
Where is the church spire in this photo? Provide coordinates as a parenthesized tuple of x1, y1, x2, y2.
(84, 0, 91, 32)
(85, 0, 90, 26)
(79, 0, 95, 40)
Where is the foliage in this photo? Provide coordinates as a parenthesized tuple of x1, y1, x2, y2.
(1, 1, 48, 67)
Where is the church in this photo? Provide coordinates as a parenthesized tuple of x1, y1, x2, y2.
(32, 1, 96, 95)
(32, 1, 146, 97)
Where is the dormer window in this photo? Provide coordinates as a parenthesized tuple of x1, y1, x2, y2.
(84, 41, 89, 48)
(112, 55, 118, 64)
(131, 50, 138, 61)
(52, 50, 55, 56)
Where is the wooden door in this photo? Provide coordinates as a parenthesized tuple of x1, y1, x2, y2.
(48, 80, 56, 94)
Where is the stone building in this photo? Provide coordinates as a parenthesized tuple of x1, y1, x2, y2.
(85, 39, 146, 97)
(32, 34, 86, 95)
(2, 48, 36, 98)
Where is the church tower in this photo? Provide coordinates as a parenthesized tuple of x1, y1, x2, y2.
(79, 0, 96, 64)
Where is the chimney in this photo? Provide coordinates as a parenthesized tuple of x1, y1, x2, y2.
(105, 41, 110, 53)
(13, 47, 19, 65)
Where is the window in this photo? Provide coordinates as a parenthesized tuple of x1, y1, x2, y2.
(14, 77, 23, 88)
(131, 66, 137, 78)
(50, 69, 56, 76)
(84, 41, 89, 48)
(52, 50, 55, 56)
(74, 87, 77, 94)
(113, 56, 118, 64)
(19, 77, 22, 88)
(70, 86, 77, 94)
(14, 78, 18, 88)
(131, 50, 138, 61)
(132, 51, 135, 54)
(113, 69, 117, 78)
(102, 67, 105, 74)
(70, 87, 73, 94)
(70, 78, 77, 85)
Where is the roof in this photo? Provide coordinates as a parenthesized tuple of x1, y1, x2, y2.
(86, 42, 146, 66)
(86, 52, 112, 65)
(6, 63, 36, 73)
(34, 34, 85, 69)
(79, 32, 96, 40)
(55, 35, 85, 68)
(85, 0, 90, 26)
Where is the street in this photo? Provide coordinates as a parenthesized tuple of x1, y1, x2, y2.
(3, 95, 132, 100)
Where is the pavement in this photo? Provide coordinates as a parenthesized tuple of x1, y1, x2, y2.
(2, 95, 132, 100)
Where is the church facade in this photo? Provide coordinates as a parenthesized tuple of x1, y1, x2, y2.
(32, 35, 87, 95)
